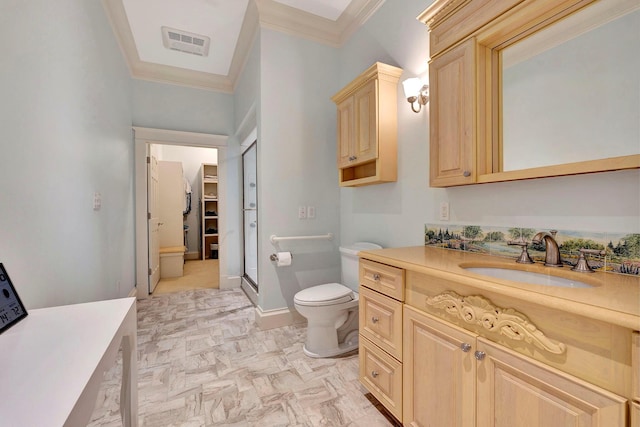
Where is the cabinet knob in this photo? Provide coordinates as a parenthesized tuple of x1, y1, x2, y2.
(371, 370, 379, 378)
(372, 273, 381, 281)
(474, 350, 486, 361)
(460, 342, 472, 352)
(371, 316, 379, 323)
(463, 170, 471, 177)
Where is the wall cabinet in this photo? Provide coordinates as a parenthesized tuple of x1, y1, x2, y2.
(332, 62, 402, 187)
(419, 0, 640, 187)
(429, 38, 475, 187)
(200, 163, 219, 260)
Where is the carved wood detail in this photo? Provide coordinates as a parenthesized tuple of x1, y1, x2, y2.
(425, 291, 567, 354)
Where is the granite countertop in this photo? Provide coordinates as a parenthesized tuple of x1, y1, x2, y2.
(358, 246, 640, 330)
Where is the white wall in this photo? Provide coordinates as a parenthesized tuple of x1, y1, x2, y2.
(156, 145, 218, 256)
(258, 29, 341, 311)
(132, 80, 235, 135)
(339, 0, 640, 250)
(0, 0, 135, 308)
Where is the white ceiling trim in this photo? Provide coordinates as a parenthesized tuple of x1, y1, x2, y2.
(102, 0, 384, 92)
(256, 0, 385, 47)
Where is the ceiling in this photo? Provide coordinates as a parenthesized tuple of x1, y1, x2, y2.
(102, 0, 385, 93)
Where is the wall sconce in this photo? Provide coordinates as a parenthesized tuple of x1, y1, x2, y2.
(402, 78, 429, 113)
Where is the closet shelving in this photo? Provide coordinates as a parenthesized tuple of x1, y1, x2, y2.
(200, 163, 219, 260)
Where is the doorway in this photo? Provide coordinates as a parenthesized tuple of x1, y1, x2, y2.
(242, 141, 258, 291)
(134, 127, 228, 299)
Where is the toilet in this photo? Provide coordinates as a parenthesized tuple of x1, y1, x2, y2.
(294, 242, 382, 358)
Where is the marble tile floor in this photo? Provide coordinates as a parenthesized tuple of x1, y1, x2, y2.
(88, 288, 400, 427)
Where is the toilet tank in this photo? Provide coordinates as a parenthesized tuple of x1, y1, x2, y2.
(340, 242, 383, 290)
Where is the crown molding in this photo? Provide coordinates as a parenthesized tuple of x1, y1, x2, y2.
(255, 0, 384, 47)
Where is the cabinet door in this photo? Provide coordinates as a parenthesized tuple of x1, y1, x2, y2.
(429, 38, 475, 187)
(336, 96, 355, 168)
(403, 305, 477, 427)
(476, 337, 627, 427)
(632, 401, 640, 427)
(353, 79, 378, 165)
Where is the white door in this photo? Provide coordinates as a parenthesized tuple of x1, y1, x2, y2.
(148, 144, 160, 292)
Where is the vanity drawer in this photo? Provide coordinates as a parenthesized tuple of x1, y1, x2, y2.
(359, 335, 403, 422)
(359, 286, 403, 361)
(360, 259, 404, 301)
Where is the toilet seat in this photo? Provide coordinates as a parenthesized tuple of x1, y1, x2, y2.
(294, 283, 355, 307)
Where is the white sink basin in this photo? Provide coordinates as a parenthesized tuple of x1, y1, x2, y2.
(464, 267, 593, 288)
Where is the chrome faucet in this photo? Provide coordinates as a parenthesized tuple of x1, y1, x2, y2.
(532, 230, 563, 267)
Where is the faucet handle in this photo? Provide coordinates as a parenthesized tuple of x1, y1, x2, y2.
(571, 248, 606, 273)
(508, 240, 534, 264)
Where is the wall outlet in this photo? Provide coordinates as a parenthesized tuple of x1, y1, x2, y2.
(298, 206, 307, 219)
(307, 206, 316, 219)
(439, 202, 450, 221)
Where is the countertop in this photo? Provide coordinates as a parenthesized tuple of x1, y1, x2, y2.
(358, 246, 640, 330)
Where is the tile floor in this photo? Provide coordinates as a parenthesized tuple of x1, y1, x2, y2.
(88, 288, 398, 427)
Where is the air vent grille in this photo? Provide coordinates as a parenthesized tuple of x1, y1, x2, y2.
(161, 26, 210, 57)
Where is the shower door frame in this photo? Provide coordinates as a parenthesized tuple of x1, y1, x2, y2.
(242, 141, 258, 291)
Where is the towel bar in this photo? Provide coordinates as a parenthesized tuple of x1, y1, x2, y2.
(270, 233, 333, 244)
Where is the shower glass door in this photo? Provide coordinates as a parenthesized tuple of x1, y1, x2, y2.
(242, 142, 258, 289)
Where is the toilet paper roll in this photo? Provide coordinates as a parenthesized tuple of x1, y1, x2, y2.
(276, 251, 292, 267)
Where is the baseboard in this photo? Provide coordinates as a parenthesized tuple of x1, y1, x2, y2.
(220, 275, 241, 289)
(127, 287, 137, 298)
(184, 252, 200, 260)
(255, 306, 306, 330)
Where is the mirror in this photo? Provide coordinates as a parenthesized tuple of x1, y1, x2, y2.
(499, 0, 639, 172)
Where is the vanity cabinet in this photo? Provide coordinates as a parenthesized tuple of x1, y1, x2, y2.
(404, 305, 627, 427)
(633, 332, 640, 427)
(332, 62, 402, 187)
(429, 38, 475, 187)
(357, 247, 638, 427)
(358, 259, 405, 422)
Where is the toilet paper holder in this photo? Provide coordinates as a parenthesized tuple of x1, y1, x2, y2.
(269, 253, 294, 262)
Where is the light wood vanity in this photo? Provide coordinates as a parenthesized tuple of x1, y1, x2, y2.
(358, 246, 640, 426)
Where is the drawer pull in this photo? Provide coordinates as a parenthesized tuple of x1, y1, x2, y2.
(371, 316, 379, 323)
(371, 370, 379, 378)
(372, 273, 381, 281)
(460, 342, 472, 352)
(474, 351, 486, 361)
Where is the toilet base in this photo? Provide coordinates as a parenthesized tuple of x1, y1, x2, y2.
(303, 331, 359, 358)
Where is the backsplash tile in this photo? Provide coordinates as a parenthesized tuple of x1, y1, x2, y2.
(425, 224, 640, 276)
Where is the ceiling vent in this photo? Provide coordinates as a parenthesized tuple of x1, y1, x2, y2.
(161, 26, 210, 57)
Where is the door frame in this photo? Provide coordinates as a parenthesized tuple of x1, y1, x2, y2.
(134, 127, 228, 299)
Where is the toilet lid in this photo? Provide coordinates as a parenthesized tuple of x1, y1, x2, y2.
(294, 283, 355, 306)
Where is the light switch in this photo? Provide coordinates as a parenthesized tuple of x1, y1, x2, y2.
(307, 206, 316, 219)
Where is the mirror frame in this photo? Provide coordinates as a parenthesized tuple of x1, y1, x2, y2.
(422, 0, 640, 185)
